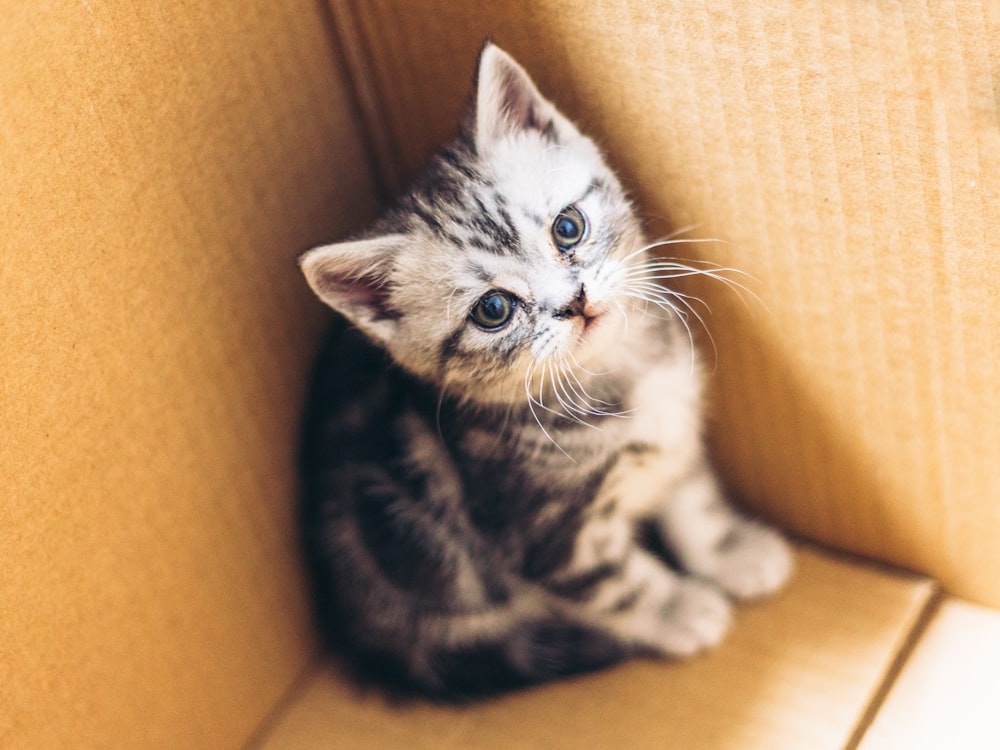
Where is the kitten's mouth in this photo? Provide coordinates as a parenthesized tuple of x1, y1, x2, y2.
(578, 303, 610, 341)
(557, 287, 605, 339)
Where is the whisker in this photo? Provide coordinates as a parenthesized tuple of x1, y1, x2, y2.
(624, 263, 748, 279)
(550, 359, 598, 426)
(564, 349, 612, 379)
(628, 282, 713, 315)
(661, 223, 701, 240)
(563, 354, 628, 412)
(557, 361, 604, 417)
(625, 261, 766, 314)
(624, 286, 701, 374)
(657, 290, 718, 365)
(523, 360, 574, 461)
(443, 287, 462, 326)
(618, 236, 724, 264)
(561, 360, 632, 419)
(614, 300, 631, 336)
(539, 361, 589, 423)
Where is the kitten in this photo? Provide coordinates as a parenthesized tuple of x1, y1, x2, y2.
(298, 42, 792, 698)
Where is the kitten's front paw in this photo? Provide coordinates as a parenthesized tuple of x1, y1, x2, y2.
(705, 521, 794, 601)
(655, 578, 731, 657)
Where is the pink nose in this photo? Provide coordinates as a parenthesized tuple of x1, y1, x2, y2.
(553, 285, 601, 330)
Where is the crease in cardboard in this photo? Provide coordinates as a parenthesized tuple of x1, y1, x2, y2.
(843, 586, 944, 750)
(324, 0, 404, 198)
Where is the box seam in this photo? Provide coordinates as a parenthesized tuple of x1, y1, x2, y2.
(841, 583, 944, 750)
(241, 652, 325, 750)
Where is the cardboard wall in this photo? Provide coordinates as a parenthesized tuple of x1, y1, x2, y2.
(1, 2, 377, 748)
(4, 1, 1000, 748)
(330, 0, 1000, 606)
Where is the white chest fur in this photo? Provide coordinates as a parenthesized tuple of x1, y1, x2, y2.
(598, 356, 706, 518)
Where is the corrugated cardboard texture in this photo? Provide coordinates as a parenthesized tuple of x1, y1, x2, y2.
(858, 599, 1000, 750)
(330, 0, 1000, 606)
(255, 549, 935, 750)
(1, 3, 376, 748)
(5, 3, 1000, 749)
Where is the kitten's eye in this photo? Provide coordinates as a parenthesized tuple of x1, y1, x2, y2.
(552, 205, 587, 251)
(470, 291, 516, 330)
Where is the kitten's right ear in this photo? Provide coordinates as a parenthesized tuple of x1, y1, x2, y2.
(473, 42, 573, 152)
(299, 236, 406, 344)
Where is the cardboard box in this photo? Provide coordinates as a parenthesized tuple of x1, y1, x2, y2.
(3, 2, 999, 748)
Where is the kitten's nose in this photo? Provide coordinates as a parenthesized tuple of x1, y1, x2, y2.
(553, 285, 589, 320)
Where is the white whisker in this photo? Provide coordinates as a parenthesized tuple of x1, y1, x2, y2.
(564, 349, 611, 379)
(624, 259, 765, 312)
(614, 300, 631, 336)
(564, 363, 632, 419)
(559, 362, 606, 418)
(549, 359, 597, 425)
(523, 360, 574, 460)
(623, 285, 701, 373)
(618, 236, 724, 264)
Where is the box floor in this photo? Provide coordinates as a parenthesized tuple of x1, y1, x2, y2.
(248, 547, 1000, 750)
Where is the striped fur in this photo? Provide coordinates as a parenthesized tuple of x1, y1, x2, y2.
(298, 43, 792, 699)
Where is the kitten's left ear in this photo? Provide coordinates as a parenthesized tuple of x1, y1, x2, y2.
(299, 235, 406, 344)
(473, 43, 578, 152)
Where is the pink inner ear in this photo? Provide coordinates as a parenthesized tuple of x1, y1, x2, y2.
(318, 266, 399, 322)
(336, 272, 382, 307)
(497, 66, 549, 133)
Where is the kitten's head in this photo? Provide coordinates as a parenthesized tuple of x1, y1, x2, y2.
(301, 43, 650, 405)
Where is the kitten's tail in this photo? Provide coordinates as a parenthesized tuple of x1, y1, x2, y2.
(418, 620, 628, 700)
(329, 618, 628, 700)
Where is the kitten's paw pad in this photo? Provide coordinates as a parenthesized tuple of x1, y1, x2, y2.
(707, 522, 794, 601)
(656, 578, 731, 657)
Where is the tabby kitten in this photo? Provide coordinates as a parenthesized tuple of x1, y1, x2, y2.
(298, 43, 792, 698)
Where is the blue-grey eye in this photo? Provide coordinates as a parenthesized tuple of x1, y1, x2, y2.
(470, 291, 516, 330)
(552, 205, 587, 251)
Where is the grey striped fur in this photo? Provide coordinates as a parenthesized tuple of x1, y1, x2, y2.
(298, 43, 792, 698)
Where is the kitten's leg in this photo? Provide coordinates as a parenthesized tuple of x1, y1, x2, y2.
(656, 461, 793, 600)
(545, 506, 731, 657)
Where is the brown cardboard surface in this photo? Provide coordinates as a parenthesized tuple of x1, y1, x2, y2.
(330, 0, 1000, 606)
(3, 2, 998, 749)
(858, 599, 1000, 750)
(1, 3, 376, 748)
(254, 549, 934, 750)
